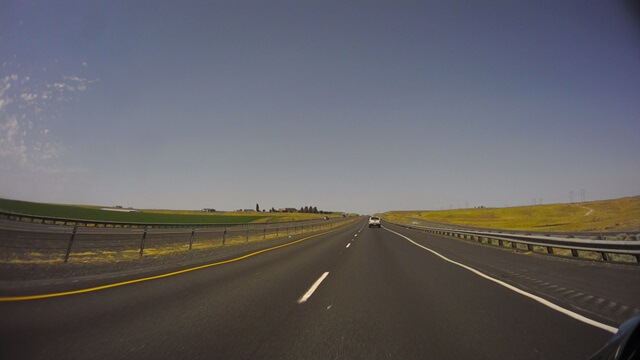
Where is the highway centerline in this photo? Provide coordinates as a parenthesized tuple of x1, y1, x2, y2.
(0, 223, 357, 302)
(298, 272, 329, 304)
(382, 225, 618, 334)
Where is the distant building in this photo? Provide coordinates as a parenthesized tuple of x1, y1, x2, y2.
(202, 208, 216, 212)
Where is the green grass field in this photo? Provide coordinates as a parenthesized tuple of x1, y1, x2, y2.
(384, 196, 640, 232)
(0, 198, 340, 224)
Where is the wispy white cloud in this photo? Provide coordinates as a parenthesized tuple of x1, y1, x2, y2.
(0, 115, 28, 165)
(0, 70, 96, 173)
(0, 98, 11, 113)
(63, 75, 97, 92)
(20, 93, 38, 101)
(0, 81, 12, 112)
(44, 76, 98, 94)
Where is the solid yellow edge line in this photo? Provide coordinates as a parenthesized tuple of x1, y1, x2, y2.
(0, 223, 352, 302)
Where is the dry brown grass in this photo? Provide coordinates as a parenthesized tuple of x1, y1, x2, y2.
(1, 219, 356, 264)
(384, 196, 640, 232)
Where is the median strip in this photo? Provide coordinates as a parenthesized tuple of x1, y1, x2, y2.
(0, 223, 354, 302)
(382, 226, 619, 334)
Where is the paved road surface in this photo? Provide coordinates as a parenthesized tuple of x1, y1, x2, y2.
(2, 219, 638, 359)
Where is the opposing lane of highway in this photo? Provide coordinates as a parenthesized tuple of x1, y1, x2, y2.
(0, 218, 631, 359)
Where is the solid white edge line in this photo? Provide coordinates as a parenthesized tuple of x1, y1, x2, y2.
(298, 272, 330, 304)
(382, 226, 618, 334)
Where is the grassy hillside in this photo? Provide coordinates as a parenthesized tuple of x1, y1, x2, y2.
(0, 198, 265, 224)
(384, 196, 640, 232)
(142, 209, 339, 223)
(0, 198, 339, 224)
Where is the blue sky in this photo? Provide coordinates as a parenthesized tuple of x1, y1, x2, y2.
(1, 1, 639, 214)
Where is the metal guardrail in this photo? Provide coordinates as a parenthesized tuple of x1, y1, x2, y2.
(0, 216, 356, 263)
(0, 210, 337, 229)
(385, 220, 640, 263)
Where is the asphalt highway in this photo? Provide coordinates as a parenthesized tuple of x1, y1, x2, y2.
(1, 218, 638, 359)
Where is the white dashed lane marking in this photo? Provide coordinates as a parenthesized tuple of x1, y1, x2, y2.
(298, 272, 330, 304)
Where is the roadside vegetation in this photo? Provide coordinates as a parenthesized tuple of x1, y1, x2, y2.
(383, 196, 640, 232)
(0, 198, 340, 224)
(3, 218, 356, 266)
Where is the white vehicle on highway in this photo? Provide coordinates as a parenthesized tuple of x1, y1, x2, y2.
(368, 216, 381, 228)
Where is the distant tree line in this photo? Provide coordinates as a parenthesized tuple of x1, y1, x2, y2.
(265, 205, 330, 214)
(300, 206, 318, 213)
(208, 204, 332, 214)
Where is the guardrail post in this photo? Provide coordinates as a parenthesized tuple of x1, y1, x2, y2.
(245, 228, 249, 243)
(601, 252, 610, 261)
(223, 228, 227, 245)
(139, 227, 148, 257)
(527, 244, 533, 252)
(64, 226, 78, 263)
(263, 227, 266, 240)
(546, 246, 554, 254)
(189, 228, 195, 250)
(571, 249, 579, 257)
